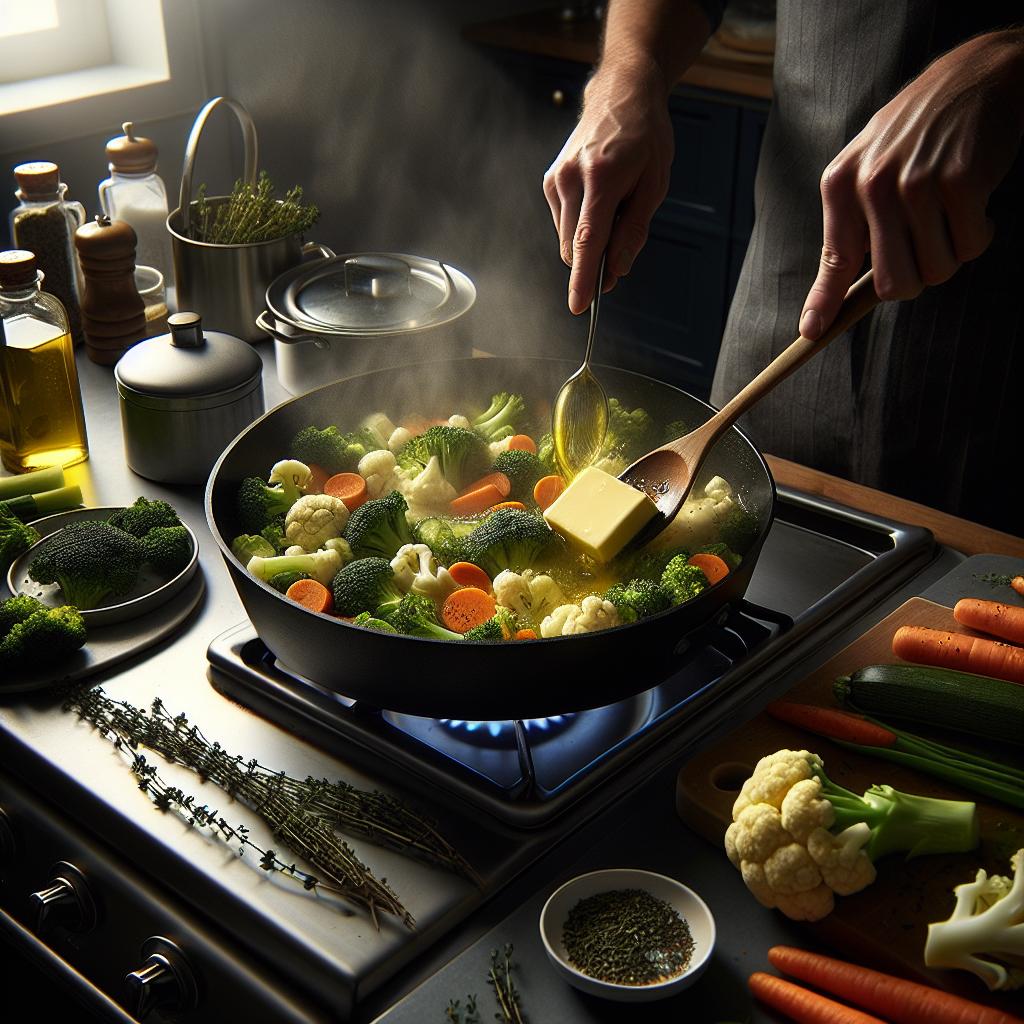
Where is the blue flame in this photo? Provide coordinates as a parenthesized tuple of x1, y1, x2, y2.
(441, 716, 570, 737)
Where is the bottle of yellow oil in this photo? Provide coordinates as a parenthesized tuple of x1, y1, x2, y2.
(0, 249, 88, 472)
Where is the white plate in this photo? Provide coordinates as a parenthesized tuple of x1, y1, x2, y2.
(539, 868, 716, 1003)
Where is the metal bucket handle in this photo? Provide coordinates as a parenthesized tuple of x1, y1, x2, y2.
(178, 96, 258, 236)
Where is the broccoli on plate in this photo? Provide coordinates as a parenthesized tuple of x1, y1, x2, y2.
(142, 525, 193, 576)
(0, 595, 86, 671)
(107, 496, 181, 538)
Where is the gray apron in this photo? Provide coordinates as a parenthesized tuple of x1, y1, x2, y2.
(711, 1, 1023, 533)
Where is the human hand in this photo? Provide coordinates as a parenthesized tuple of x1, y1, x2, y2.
(543, 61, 674, 314)
(799, 29, 1024, 340)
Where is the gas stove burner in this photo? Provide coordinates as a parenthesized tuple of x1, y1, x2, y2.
(439, 715, 574, 741)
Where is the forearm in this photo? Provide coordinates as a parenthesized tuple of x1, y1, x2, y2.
(594, 0, 717, 99)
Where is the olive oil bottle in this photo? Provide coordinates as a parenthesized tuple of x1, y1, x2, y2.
(0, 250, 88, 472)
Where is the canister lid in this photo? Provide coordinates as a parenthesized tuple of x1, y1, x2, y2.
(13, 161, 60, 197)
(106, 122, 158, 174)
(266, 253, 476, 336)
(114, 312, 262, 403)
(0, 250, 38, 288)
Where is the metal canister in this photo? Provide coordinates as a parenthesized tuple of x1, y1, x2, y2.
(114, 312, 264, 484)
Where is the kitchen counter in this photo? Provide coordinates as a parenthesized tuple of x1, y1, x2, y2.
(1, 345, 1019, 1023)
(463, 7, 774, 100)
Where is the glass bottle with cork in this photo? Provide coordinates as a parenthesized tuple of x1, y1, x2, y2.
(9, 161, 86, 348)
(0, 250, 89, 472)
(98, 122, 174, 288)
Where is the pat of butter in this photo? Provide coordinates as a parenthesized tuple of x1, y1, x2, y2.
(543, 466, 658, 563)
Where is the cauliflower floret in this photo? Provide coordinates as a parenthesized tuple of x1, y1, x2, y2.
(493, 569, 566, 621)
(358, 449, 410, 500)
(389, 543, 458, 602)
(404, 456, 457, 519)
(448, 414, 472, 431)
(730, 803, 790, 864)
(774, 886, 835, 922)
(284, 493, 349, 552)
(740, 861, 779, 909)
(780, 777, 835, 842)
(539, 596, 621, 636)
(362, 412, 398, 449)
(324, 537, 354, 565)
(807, 823, 875, 896)
(284, 545, 306, 557)
(763, 843, 824, 895)
(733, 750, 820, 816)
(388, 426, 413, 452)
(704, 475, 733, 503)
(488, 436, 514, 459)
(647, 475, 736, 552)
(540, 604, 578, 638)
(269, 459, 313, 495)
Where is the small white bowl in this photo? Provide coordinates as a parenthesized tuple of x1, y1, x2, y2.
(539, 868, 715, 1003)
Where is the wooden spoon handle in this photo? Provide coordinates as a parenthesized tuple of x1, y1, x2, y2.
(692, 268, 879, 451)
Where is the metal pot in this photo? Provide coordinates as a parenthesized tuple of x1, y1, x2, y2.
(116, 312, 263, 485)
(205, 357, 774, 719)
(256, 251, 476, 395)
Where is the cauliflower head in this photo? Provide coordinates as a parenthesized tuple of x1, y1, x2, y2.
(284, 494, 350, 551)
(493, 569, 566, 622)
(539, 595, 621, 637)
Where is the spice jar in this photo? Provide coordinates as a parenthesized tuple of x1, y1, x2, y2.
(98, 122, 174, 287)
(9, 161, 86, 348)
(74, 214, 147, 365)
(0, 250, 89, 473)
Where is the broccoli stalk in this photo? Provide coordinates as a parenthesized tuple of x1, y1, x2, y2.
(470, 392, 527, 442)
(331, 557, 405, 617)
(231, 533, 277, 562)
(343, 490, 415, 560)
(384, 592, 463, 641)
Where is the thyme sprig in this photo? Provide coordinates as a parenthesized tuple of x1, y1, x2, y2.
(446, 944, 525, 1024)
(191, 171, 319, 245)
(64, 687, 477, 929)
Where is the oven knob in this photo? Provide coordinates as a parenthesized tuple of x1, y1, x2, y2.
(29, 861, 97, 934)
(124, 937, 199, 1019)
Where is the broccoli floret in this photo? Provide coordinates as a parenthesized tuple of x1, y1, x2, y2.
(604, 578, 672, 623)
(0, 603, 86, 669)
(0, 593, 47, 637)
(717, 504, 760, 554)
(268, 570, 312, 594)
(537, 432, 557, 473)
(231, 533, 276, 562)
(352, 611, 398, 633)
(236, 476, 301, 534)
(661, 555, 710, 605)
(605, 398, 657, 460)
(463, 617, 507, 642)
(142, 526, 193, 576)
(260, 520, 288, 553)
(0, 501, 40, 574)
(624, 547, 689, 582)
(384, 592, 463, 641)
(464, 508, 563, 578)
(694, 541, 742, 570)
(396, 425, 490, 490)
(28, 520, 145, 610)
(107, 496, 181, 538)
(471, 392, 527, 442)
(289, 425, 376, 475)
(331, 556, 405, 617)
(492, 449, 546, 503)
(343, 490, 415, 560)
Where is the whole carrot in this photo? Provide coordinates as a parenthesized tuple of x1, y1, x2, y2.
(768, 946, 1024, 1024)
(748, 972, 886, 1023)
(954, 597, 1024, 645)
(766, 702, 899, 748)
(893, 625, 1024, 685)
(1013, 576, 1024, 598)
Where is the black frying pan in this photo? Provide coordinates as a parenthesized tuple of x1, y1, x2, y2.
(205, 358, 775, 719)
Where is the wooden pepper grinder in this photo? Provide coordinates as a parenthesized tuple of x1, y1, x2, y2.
(73, 214, 146, 365)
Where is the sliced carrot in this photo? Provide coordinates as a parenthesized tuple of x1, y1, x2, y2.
(307, 462, 331, 494)
(488, 501, 526, 513)
(507, 434, 537, 453)
(402, 415, 433, 434)
(324, 472, 368, 511)
(441, 587, 496, 634)
(892, 625, 1024, 685)
(1014, 576, 1024, 598)
(285, 578, 333, 614)
(533, 474, 565, 510)
(954, 597, 1024, 645)
(514, 628, 538, 640)
(459, 471, 511, 498)
(450, 483, 505, 516)
(766, 702, 899, 748)
(687, 552, 730, 584)
(749, 972, 886, 1024)
(448, 561, 492, 592)
(768, 946, 1023, 1024)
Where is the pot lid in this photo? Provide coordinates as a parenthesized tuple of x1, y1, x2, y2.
(267, 253, 475, 335)
(114, 312, 262, 399)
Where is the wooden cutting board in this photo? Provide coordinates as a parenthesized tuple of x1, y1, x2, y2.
(676, 596, 1024, 1008)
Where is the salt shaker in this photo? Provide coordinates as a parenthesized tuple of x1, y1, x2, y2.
(74, 215, 147, 365)
(98, 122, 174, 287)
(9, 161, 86, 348)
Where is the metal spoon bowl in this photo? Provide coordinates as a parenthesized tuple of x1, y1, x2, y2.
(552, 255, 610, 479)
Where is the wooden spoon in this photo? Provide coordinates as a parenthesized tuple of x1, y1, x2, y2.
(619, 269, 880, 542)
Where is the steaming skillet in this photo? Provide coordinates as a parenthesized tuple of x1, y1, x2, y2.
(205, 357, 775, 719)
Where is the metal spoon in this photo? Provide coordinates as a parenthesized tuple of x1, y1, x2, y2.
(552, 254, 610, 480)
(620, 269, 880, 545)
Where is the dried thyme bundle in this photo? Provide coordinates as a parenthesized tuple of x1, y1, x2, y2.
(190, 170, 318, 244)
(64, 687, 477, 929)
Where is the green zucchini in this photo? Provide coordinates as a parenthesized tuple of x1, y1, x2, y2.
(834, 664, 1024, 747)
